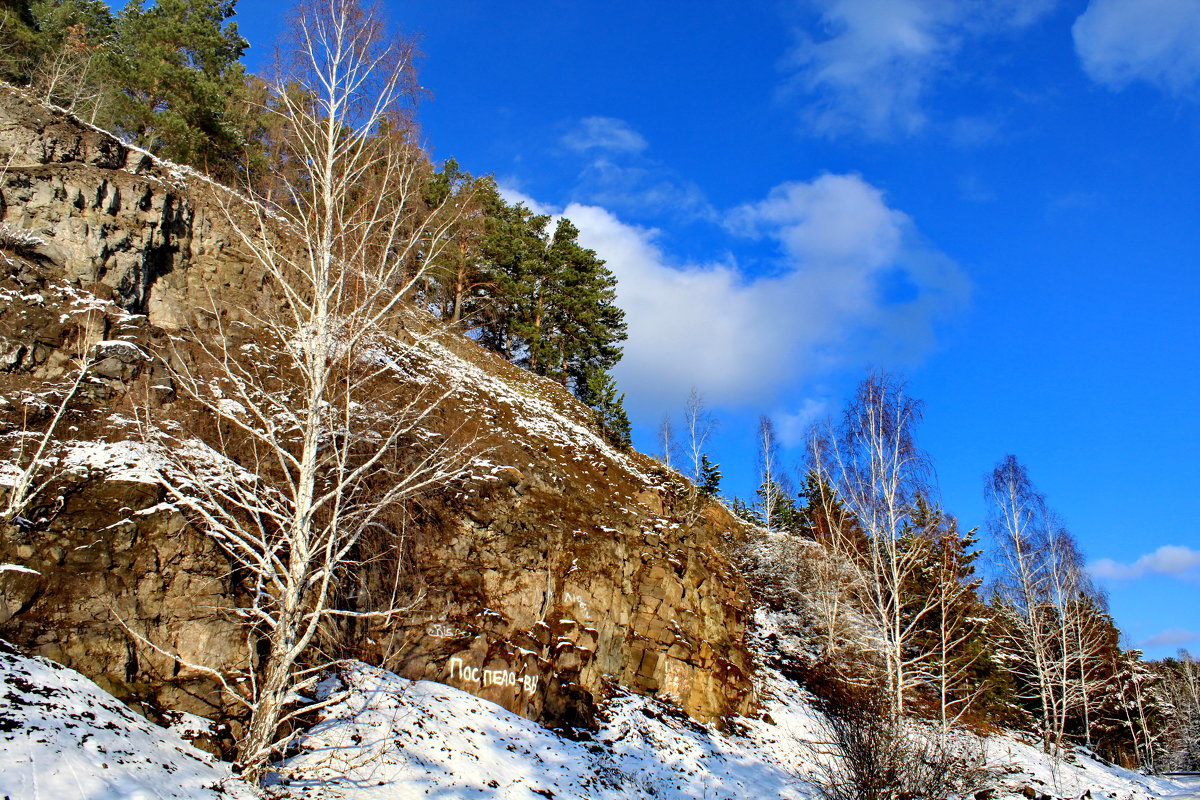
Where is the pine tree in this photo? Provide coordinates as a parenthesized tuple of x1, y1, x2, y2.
(100, 0, 256, 176)
(422, 160, 495, 326)
(476, 202, 627, 399)
(580, 369, 630, 449)
(898, 496, 1000, 728)
(27, 0, 113, 117)
(477, 198, 551, 361)
(729, 497, 762, 527)
(542, 218, 626, 392)
(698, 454, 721, 497)
(757, 478, 804, 535)
(2, 0, 114, 115)
(0, 0, 42, 83)
(776, 493, 805, 536)
(796, 468, 862, 546)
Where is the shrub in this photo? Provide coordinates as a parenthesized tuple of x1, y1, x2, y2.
(811, 693, 995, 800)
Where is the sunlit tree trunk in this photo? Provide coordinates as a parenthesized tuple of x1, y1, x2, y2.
(138, 0, 475, 782)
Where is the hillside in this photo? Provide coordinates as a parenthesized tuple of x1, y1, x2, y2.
(0, 80, 754, 753)
(0, 73, 1194, 800)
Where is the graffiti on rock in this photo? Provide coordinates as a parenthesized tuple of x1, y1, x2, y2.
(427, 622, 468, 639)
(448, 656, 539, 695)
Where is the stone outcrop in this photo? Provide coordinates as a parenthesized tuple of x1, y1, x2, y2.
(0, 83, 263, 331)
(0, 83, 755, 741)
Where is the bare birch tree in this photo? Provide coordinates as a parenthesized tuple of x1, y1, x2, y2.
(986, 455, 1109, 754)
(668, 388, 718, 525)
(807, 371, 936, 718)
(1156, 650, 1200, 770)
(2, 307, 106, 524)
(136, 0, 474, 781)
(657, 414, 677, 469)
(987, 455, 1062, 751)
(2, 357, 91, 524)
(30, 22, 107, 121)
(757, 415, 783, 533)
(682, 387, 714, 482)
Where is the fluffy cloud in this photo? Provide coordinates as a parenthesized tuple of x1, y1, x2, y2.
(1090, 544, 1200, 581)
(1073, 0, 1200, 94)
(1139, 628, 1200, 649)
(561, 117, 647, 154)
(561, 173, 968, 412)
(784, 0, 1057, 137)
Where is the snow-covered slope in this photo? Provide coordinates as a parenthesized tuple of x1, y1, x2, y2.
(0, 639, 255, 800)
(273, 662, 1192, 800)
(2, 638, 1194, 800)
(984, 735, 1186, 800)
(272, 662, 818, 800)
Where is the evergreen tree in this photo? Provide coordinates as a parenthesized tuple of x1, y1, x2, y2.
(26, 0, 113, 116)
(100, 0, 256, 176)
(538, 218, 626, 391)
(796, 468, 863, 546)
(476, 200, 626, 399)
(477, 199, 551, 360)
(1, 0, 113, 115)
(422, 160, 495, 326)
(757, 477, 804, 535)
(0, 0, 42, 83)
(899, 496, 1003, 727)
(729, 496, 762, 527)
(698, 454, 721, 497)
(776, 493, 805, 536)
(579, 368, 630, 449)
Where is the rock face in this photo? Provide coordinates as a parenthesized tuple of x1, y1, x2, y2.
(0, 83, 262, 332)
(0, 83, 755, 738)
(365, 335, 756, 727)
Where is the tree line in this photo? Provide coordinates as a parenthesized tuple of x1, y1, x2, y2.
(420, 161, 630, 445)
(724, 372, 1197, 772)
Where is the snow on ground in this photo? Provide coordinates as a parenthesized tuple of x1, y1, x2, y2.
(985, 734, 1184, 799)
(416, 336, 659, 489)
(271, 662, 816, 800)
(0, 639, 256, 800)
(271, 661, 1196, 800)
(1, 638, 1196, 800)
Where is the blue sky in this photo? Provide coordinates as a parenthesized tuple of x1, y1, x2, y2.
(232, 0, 1200, 658)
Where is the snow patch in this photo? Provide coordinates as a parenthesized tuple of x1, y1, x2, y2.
(0, 640, 255, 800)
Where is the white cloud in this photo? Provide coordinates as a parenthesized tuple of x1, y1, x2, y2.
(1090, 544, 1200, 581)
(574, 158, 716, 222)
(561, 116, 648, 154)
(1139, 628, 1200, 649)
(562, 173, 968, 412)
(775, 398, 831, 447)
(559, 117, 715, 222)
(784, 0, 1057, 137)
(1073, 0, 1200, 94)
(496, 185, 558, 216)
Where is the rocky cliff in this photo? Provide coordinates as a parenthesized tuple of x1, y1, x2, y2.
(0, 83, 756, 746)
